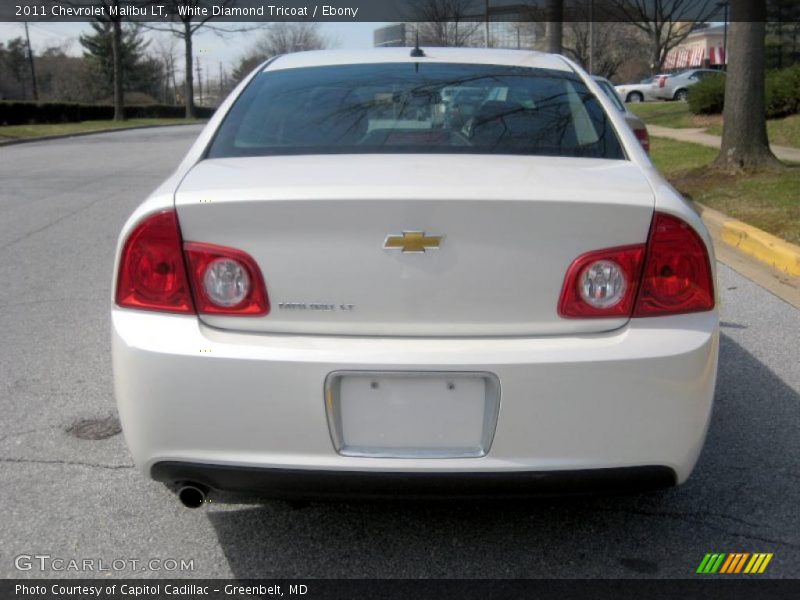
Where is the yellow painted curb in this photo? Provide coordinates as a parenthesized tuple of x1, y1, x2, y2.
(704, 210, 800, 277)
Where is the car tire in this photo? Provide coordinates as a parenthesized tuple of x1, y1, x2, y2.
(627, 92, 644, 103)
(674, 89, 689, 102)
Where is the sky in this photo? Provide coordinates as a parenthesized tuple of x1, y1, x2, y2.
(0, 21, 385, 76)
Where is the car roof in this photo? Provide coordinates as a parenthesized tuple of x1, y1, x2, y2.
(264, 47, 573, 73)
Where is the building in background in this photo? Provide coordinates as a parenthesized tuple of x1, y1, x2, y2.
(663, 24, 727, 71)
(374, 23, 410, 47)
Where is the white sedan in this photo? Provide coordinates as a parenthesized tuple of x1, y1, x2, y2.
(615, 77, 659, 103)
(112, 48, 718, 507)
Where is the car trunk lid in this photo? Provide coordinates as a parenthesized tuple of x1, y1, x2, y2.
(175, 154, 654, 336)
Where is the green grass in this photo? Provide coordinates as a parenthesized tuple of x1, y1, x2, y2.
(628, 102, 707, 128)
(706, 114, 800, 150)
(648, 136, 719, 176)
(633, 102, 800, 150)
(0, 118, 206, 141)
(650, 137, 800, 245)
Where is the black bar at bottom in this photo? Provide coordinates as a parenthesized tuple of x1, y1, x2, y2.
(151, 461, 677, 500)
(3, 579, 797, 600)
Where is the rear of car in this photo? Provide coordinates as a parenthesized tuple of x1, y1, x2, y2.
(112, 49, 718, 503)
(615, 77, 656, 103)
(593, 76, 650, 153)
(653, 69, 724, 101)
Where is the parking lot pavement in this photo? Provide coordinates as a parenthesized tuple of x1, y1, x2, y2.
(0, 127, 798, 579)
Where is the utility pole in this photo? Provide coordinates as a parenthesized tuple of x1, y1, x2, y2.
(588, 0, 594, 74)
(717, 1, 729, 70)
(218, 61, 224, 100)
(195, 56, 203, 106)
(484, 0, 490, 48)
(23, 22, 38, 100)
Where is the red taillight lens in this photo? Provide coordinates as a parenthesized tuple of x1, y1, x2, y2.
(558, 213, 714, 319)
(558, 245, 646, 318)
(634, 127, 650, 153)
(115, 210, 194, 313)
(659, 76, 666, 88)
(634, 213, 715, 316)
(184, 242, 269, 316)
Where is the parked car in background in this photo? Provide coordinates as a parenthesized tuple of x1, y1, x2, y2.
(614, 77, 660, 103)
(652, 69, 724, 101)
(113, 48, 717, 507)
(593, 76, 650, 153)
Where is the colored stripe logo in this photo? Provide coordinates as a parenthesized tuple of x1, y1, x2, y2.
(697, 553, 773, 574)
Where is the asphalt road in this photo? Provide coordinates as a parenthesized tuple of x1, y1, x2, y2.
(0, 127, 798, 580)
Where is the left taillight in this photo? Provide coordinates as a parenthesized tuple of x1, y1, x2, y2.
(115, 210, 194, 314)
(116, 210, 270, 316)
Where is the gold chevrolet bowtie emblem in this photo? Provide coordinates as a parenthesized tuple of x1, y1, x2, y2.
(383, 231, 443, 253)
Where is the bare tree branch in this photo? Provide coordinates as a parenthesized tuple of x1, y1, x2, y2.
(406, 0, 482, 47)
(608, 0, 721, 73)
(141, 0, 264, 118)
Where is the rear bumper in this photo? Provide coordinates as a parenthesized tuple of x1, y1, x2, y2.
(152, 462, 677, 500)
(113, 309, 718, 491)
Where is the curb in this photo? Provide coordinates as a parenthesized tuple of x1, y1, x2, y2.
(0, 122, 204, 147)
(697, 204, 800, 277)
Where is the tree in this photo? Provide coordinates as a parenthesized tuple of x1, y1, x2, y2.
(4, 37, 29, 99)
(713, 0, 782, 172)
(80, 22, 154, 100)
(232, 23, 332, 83)
(152, 37, 179, 104)
(564, 22, 648, 79)
(545, 0, 564, 54)
(57, 0, 137, 119)
(767, 0, 800, 69)
(407, 0, 482, 47)
(35, 46, 89, 102)
(609, 0, 720, 73)
(144, 1, 259, 118)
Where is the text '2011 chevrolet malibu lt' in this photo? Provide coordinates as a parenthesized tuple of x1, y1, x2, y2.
(112, 48, 718, 507)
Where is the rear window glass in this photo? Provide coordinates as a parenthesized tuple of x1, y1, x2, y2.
(596, 80, 626, 112)
(207, 62, 625, 160)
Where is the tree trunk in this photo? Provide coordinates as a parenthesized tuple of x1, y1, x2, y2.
(111, 19, 125, 121)
(714, 0, 781, 171)
(546, 0, 563, 54)
(184, 22, 196, 119)
(653, 46, 662, 74)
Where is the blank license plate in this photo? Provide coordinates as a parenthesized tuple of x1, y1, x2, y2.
(325, 371, 500, 458)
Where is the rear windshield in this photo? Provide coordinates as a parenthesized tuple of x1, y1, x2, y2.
(596, 79, 626, 112)
(207, 62, 625, 160)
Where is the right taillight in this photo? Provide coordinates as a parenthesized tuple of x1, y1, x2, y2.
(633, 212, 715, 316)
(558, 245, 645, 318)
(559, 212, 714, 319)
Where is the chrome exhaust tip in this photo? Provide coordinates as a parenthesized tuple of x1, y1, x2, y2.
(177, 484, 207, 508)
